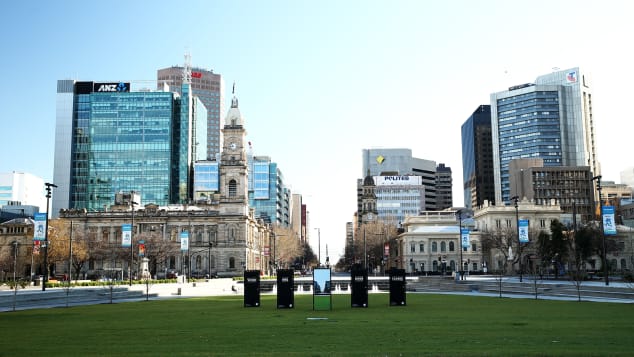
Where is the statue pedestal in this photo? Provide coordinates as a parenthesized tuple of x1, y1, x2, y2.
(140, 257, 151, 280)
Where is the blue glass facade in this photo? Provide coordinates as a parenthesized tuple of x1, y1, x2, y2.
(461, 105, 494, 209)
(193, 162, 219, 192)
(248, 157, 290, 226)
(72, 91, 175, 210)
(493, 89, 561, 202)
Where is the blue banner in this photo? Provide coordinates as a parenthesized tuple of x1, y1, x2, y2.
(122, 224, 132, 247)
(461, 228, 470, 248)
(180, 231, 189, 251)
(518, 219, 529, 243)
(602, 206, 617, 235)
(33, 213, 47, 241)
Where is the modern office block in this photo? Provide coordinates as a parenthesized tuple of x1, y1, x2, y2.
(491, 68, 600, 203)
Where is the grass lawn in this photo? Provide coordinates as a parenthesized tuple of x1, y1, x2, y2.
(1, 293, 632, 356)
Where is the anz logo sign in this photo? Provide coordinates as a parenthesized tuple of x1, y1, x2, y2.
(93, 82, 130, 93)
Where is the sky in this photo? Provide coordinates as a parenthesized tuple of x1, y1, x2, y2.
(1, 0, 633, 263)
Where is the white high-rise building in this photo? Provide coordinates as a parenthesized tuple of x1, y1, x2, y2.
(0, 172, 46, 211)
(491, 67, 600, 203)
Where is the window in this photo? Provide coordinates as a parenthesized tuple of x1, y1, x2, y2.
(471, 243, 477, 252)
(449, 241, 455, 252)
(432, 260, 438, 272)
(228, 179, 237, 197)
(410, 243, 415, 253)
(495, 220, 501, 228)
(506, 219, 512, 227)
(229, 257, 236, 269)
(432, 242, 437, 252)
(540, 219, 546, 228)
(441, 242, 446, 252)
(472, 263, 478, 271)
(419, 243, 425, 252)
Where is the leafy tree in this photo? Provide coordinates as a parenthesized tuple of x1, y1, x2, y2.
(536, 220, 569, 279)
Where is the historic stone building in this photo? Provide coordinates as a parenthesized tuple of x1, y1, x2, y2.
(56, 90, 272, 279)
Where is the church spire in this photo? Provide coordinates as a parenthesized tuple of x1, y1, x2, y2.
(231, 82, 238, 108)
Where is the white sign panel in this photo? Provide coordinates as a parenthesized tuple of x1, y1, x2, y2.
(375, 176, 422, 186)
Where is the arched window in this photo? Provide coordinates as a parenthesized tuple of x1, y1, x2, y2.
(449, 241, 455, 252)
(229, 257, 236, 269)
(432, 242, 437, 252)
(432, 260, 438, 272)
(449, 260, 455, 271)
(229, 180, 237, 197)
(441, 242, 446, 252)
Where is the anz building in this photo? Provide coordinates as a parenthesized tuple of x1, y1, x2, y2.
(53, 80, 207, 215)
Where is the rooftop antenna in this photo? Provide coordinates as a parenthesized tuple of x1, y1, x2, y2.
(183, 51, 192, 84)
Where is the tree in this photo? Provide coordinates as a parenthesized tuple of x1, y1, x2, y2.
(536, 220, 569, 279)
(273, 226, 301, 269)
(353, 222, 399, 274)
(136, 230, 179, 277)
(46, 219, 90, 280)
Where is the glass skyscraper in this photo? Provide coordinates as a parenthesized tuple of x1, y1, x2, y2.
(461, 105, 494, 209)
(158, 66, 224, 160)
(247, 156, 290, 227)
(490, 67, 599, 203)
(53, 80, 206, 214)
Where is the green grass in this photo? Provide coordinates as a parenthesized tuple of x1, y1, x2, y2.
(1, 294, 632, 356)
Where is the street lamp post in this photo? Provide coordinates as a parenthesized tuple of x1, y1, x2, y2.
(13, 241, 18, 311)
(591, 175, 609, 286)
(43, 182, 57, 291)
(129, 200, 137, 286)
(511, 196, 522, 282)
(314, 228, 321, 267)
(458, 210, 464, 281)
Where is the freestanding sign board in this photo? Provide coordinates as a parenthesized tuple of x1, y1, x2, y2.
(351, 265, 368, 308)
(389, 268, 406, 306)
(313, 268, 332, 310)
(277, 269, 294, 309)
(243, 270, 261, 307)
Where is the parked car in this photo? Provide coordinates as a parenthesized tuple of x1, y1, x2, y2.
(166, 270, 179, 279)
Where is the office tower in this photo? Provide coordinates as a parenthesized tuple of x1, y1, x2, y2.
(361, 148, 437, 210)
(248, 155, 290, 227)
(53, 80, 206, 214)
(491, 67, 600, 203)
(435, 163, 453, 210)
(158, 65, 224, 160)
(0, 172, 45, 209)
(461, 105, 495, 209)
(509, 159, 594, 222)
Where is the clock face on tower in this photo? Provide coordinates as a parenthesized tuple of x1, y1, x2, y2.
(366, 212, 374, 221)
(229, 142, 237, 150)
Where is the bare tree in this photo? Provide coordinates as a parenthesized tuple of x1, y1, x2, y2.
(137, 230, 179, 278)
(481, 227, 515, 297)
(273, 226, 301, 269)
(353, 222, 399, 274)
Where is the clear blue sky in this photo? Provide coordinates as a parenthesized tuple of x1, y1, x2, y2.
(1, 0, 632, 261)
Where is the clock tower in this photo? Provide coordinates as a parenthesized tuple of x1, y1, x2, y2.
(360, 170, 378, 224)
(219, 86, 248, 210)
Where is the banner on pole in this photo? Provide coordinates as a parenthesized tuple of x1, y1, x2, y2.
(602, 206, 617, 235)
(122, 224, 132, 247)
(33, 213, 47, 241)
(180, 231, 189, 251)
(138, 240, 146, 257)
(519, 219, 529, 243)
(461, 229, 470, 248)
